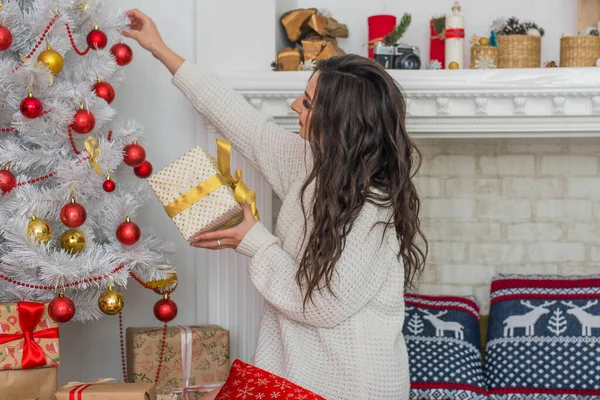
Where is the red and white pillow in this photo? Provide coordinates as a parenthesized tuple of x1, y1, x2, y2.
(215, 359, 325, 400)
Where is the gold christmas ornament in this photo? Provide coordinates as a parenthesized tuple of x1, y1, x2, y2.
(37, 45, 64, 75)
(98, 285, 124, 315)
(27, 216, 52, 244)
(146, 272, 179, 295)
(60, 228, 86, 253)
(479, 37, 490, 46)
(448, 61, 460, 69)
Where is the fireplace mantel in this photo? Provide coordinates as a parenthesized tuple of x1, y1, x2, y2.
(221, 67, 600, 138)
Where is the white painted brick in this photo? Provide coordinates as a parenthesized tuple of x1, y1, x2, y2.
(469, 243, 526, 264)
(419, 264, 438, 283)
(568, 178, 600, 199)
(473, 285, 492, 313)
(421, 198, 476, 219)
(528, 242, 586, 262)
(540, 156, 597, 175)
(416, 284, 474, 297)
(506, 140, 564, 154)
(536, 199, 592, 221)
(559, 265, 599, 275)
(420, 155, 476, 176)
(479, 155, 535, 176)
(414, 177, 442, 197)
(502, 178, 563, 198)
(429, 243, 467, 264)
(478, 199, 531, 220)
(440, 265, 497, 285)
(421, 219, 502, 241)
(589, 247, 600, 262)
(497, 264, 559, 275)
(568, 139, 600, 155)
(567, 223, 600, 241)
(593, 202, 600, 221)
(507, 223, 563, 241)
(446, 177, 501, 198)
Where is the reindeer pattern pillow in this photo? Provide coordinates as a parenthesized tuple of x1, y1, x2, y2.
(403, 293, 488, 400)
(485, 274, 600, 399)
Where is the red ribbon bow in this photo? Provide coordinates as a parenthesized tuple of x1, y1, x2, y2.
(0, 302, 59, 369)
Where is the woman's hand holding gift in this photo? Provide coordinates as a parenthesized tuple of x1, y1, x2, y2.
(190, 202, 257, 250)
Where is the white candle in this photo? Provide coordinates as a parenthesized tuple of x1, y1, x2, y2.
(445, 1, 465, 69)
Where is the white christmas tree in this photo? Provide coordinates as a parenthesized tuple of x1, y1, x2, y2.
(547, 308, 567, 336)
(0, 0, 177, 322)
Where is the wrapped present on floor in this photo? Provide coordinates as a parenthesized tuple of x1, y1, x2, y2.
(215, 360, 326, 400)
(0, 301, 60, 370)
(55, 378, 156, 400)
(0, 366, 57, 400)
(148, 139, 259, 242)
(127, 325, 230, 399)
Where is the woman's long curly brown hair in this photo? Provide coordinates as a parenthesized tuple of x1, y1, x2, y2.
(297, 54, 428, 308)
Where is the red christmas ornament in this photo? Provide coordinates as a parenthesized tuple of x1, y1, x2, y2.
(20, 93, 43, 119)
(86, 26, 108, 50)
(123, 142, 146, 167)
(0, 167, 16, 194)
(92, 80, 115, 104)
(153, 295, 178, 323)
(71, 107, 96, 134)
(133, 160, 152, 178)
(116, 216, 141, 246)
(110, 43, 133, 66)
(48, 292, 76, 323)
(0, 25, 13, 51)
(103, 175, 116, 192)
(60, 198, 87, 228)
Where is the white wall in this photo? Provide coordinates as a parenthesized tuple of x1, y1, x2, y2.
(293, 0, 578, 66)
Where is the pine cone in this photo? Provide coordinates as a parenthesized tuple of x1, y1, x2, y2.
(591, 28, 600, 36)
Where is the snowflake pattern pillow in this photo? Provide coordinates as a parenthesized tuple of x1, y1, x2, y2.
(214, 359, 325, 400)
(485, 274, 600, 399)
(403, 293, 488, 400)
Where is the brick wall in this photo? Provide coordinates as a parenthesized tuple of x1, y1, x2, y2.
(271, 138, 600, 313)
(415, 138, 600, 312)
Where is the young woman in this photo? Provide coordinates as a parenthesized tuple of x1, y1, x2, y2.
(124, 9, 427, 399)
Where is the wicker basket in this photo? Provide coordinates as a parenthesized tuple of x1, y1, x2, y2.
(470, 45, 499, 68)
(560, 36, 600, 67)
(498, 35, 541, 68)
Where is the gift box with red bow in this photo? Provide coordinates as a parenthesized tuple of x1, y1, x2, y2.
(0, 301, 60, 370)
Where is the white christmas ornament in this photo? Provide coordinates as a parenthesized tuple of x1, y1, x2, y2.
(526, 28, 541, 37)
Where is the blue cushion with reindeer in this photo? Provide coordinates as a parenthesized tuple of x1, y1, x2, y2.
(485, 273, 600, 399)
(403, 293, 488, 400)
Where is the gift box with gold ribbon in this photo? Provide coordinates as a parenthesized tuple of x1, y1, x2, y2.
(0, 301, 60, 370)
(148, 139, 259, 242)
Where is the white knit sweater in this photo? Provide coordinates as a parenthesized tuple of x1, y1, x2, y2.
(172, 61, 410, 400)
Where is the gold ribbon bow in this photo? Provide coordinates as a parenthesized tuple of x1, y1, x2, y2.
(84, 136, 102, 176)
(164, 139, 259, 224)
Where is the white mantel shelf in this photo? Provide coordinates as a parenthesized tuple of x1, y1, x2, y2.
(222, 67, 600, 139)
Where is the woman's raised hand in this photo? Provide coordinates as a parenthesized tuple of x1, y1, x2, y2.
(123, 9, 165, 56)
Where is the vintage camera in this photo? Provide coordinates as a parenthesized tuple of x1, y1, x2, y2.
(373, 42, 421, 70)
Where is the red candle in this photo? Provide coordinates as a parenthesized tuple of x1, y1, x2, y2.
(367, 15, 396, 58)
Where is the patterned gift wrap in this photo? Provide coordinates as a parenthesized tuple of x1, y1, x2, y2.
(0, 302, 60, 370)
(148, 140, 258, 242)
(485, 274, 600, 400)
(403, 294, 488, 400)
